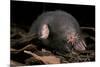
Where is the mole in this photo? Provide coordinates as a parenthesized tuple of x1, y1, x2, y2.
(29, 10, 87, 54)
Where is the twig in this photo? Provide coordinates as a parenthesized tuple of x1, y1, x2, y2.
(11, 33, 38, 48)
(24, 50, 61, 64)
(11, 44, 37, 54)
(81, 27, 95, 31)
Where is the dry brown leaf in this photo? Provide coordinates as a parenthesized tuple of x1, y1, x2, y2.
(24, 50, 61, 64)
(40, 55, 61, 64)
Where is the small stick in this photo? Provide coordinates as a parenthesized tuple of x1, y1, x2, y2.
(24, 50, 61, 64)
(80, 27, 95, 31)
(11, 44, 36, 54)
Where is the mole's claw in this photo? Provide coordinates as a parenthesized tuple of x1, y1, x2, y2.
(74, 39, 86, 51)
(82, 40, 87, 47)
(80, 41, 86, 50)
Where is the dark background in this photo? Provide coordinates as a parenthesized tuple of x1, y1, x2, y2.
(11, 0, 95, 32)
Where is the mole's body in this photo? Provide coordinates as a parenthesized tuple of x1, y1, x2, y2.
(29, 10, 86, 54)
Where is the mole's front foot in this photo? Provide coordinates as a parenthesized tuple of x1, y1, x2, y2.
(73, 39, 87, 51)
